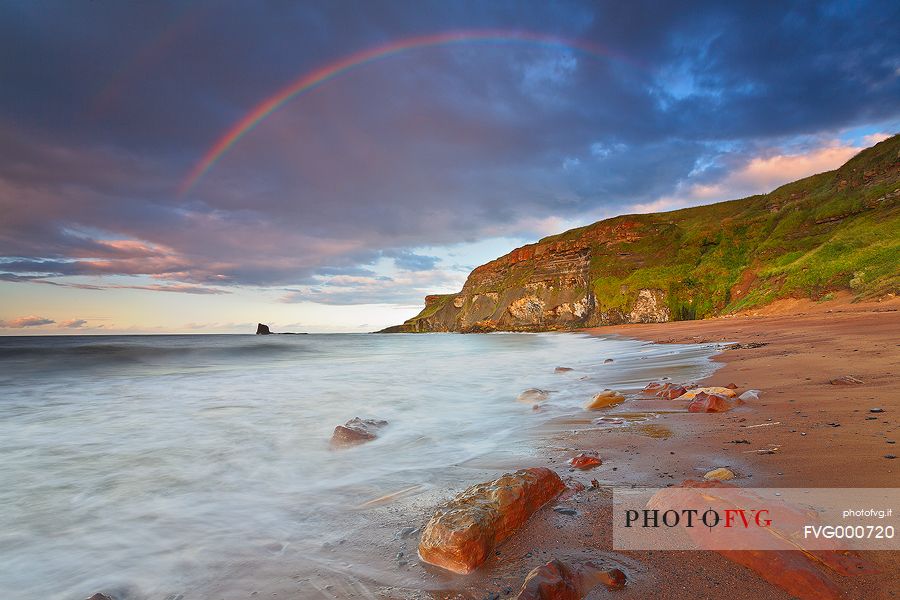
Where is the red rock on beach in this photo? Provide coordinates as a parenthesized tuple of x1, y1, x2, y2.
(687, 391, 732, 413)
(516, 559, 626, 599)
(418, 467, 565, 574)
(646, 382, 689, 399)
(569, 452, 602, 470)
(661, 385, 688, 399)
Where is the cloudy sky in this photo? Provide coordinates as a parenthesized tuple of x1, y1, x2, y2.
(1, 0, 898, 333)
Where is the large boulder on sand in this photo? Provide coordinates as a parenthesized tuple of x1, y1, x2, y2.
(516, 559, 626, 599)
(330, 417, 387, 447)
(418, 467, 565, 574)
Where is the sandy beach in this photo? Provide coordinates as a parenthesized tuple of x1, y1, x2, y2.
(408, 296, 900, 599)
(598, 295, 899, 489)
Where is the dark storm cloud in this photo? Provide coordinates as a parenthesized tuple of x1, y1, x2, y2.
(0, 0, 897, 292)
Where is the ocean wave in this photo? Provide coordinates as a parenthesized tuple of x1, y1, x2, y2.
(0, 340, 307, 363)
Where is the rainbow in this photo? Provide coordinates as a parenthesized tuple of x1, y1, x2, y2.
(179, 30, 630, 195)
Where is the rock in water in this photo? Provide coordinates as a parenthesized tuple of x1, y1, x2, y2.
(585, 390, 625, 410)
(516, 559, 626, 599)
(86, 595, 114, 600)
(418, 467, 565, 574)
(704, 467, 736, 481)
(256, 323, 271, 335)
(518, 388, 550, 404)
(330, 417, 387, 447)
(554, 367, 574, 373)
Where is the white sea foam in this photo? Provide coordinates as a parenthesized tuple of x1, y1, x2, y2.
(0, 332, 719, 598)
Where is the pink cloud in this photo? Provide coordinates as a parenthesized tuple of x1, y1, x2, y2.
(863, 132, 892, 146)
(0, 315, 55, 328)
(726, 143, 864, 191)
(631, 138, 875, 214)
(60, 319, 88, 328)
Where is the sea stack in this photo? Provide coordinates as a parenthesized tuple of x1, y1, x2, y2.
(256, 323, 271, 335)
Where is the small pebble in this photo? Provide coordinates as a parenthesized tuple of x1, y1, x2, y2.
(870, 408, 885, 413)
(886, 455, 897, 460)
(553, 507, 577, 516)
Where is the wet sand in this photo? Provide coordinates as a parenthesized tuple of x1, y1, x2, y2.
(419, 296, 899, 599)
(597, 295, 900, 489)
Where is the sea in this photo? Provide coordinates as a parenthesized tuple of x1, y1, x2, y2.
(0, 332, 721, 599)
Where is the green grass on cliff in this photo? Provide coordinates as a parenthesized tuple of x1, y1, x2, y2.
(414, 294, 455, 320)
(542, 134, 900, 319)
(403, 135, 899, 329)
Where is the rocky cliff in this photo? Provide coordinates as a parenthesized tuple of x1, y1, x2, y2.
(383, 135, 900, 333)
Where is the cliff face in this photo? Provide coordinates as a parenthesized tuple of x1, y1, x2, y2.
(384, 135, 900, 333)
